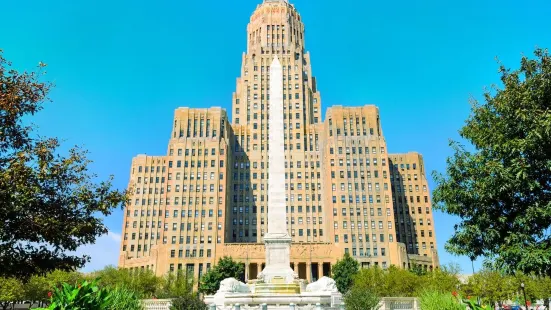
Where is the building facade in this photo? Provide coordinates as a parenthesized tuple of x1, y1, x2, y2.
(119, 0, 438, 283)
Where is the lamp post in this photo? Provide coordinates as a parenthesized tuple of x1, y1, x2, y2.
(521, 282, 528, 310)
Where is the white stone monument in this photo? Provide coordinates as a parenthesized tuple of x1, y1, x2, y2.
(256, 56, 297, 285)
(204, 57, 342, 309)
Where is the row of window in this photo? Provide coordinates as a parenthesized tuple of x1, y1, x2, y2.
(127, 208, 222, 218)
(168, 148, 224, 157)
(332, 194, 388, 205)
(335, 220, 393, 230)
(173, 118, 222, 139)
(330, 146, 385, 155)
(134, 165, 165, 174)
(170, 249, 212, 258)
(133, 196, 222, 206)
(167, 160, 224, 169)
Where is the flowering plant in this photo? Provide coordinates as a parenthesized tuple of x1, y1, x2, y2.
(461, 297, 492, 310)
(38, 279, 111, 310)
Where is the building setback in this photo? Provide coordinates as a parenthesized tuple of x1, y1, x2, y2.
(119, 0, 439, 282)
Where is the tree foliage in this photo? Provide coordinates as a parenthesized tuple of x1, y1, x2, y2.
(461, 269, 551, 306)
(344, 286, 380, 310)
(350, 264, 460, 298)
(91, 266, 160, 298)
(0, 50, 127, 280)
(198, 256, 244, 295)
(432, 48, 551, 275)
(157, 270, 195, 299)
(0, 277, 24, 310)
(331, 253, 360, 293)
(418, 291, 464, 310)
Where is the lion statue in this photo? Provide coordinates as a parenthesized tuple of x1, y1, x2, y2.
(306, 276, 339, 293)
(217, 278, 251, 294)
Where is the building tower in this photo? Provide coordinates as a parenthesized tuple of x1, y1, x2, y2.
(118, 0, 439, 282)
(229, 0, 324, 245)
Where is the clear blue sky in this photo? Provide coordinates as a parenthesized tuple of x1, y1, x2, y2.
(3, 0, 551, 273)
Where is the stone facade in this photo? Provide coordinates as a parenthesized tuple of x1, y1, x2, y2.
(119, 0, 439, 282)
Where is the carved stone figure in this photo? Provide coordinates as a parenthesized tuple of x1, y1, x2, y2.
(217, 278, 251, 294)
(305, 277, 339, 293)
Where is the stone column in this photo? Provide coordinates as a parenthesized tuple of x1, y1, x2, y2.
(245, 263, 249, 282)
(307, 263, 312, 282)
(266, 56, 287, 237)
(293, 262, 298, 274)
(258, 56, 295, 284)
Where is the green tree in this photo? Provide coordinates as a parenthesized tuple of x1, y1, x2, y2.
(331, 253, 360, 294)
(199, 257, 244, 295)
(351, 266, 419, 297)
(381, 266, 420, 297)
(91, 266, 160, 298)
(21, 270, 83, 307)
(158, 270, 195, 298)
(432, 48, 551, 275)
(24, 275, 49, 306)
(461, 270, 513, 305)
(349, 266, 385, 296)
(417, 265, 461, 296)
(45, 270, 83, 288)
(0, 50, 128, 280)
(344, 286, 380, 310)
(0, 277, 24, 310)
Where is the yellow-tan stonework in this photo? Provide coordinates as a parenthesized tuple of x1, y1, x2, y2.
(118, 0, 439, 283)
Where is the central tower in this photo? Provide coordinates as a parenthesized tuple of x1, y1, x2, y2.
(229, 0, 324, 245)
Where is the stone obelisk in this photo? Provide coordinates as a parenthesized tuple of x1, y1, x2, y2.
(258, 56, 296, 284)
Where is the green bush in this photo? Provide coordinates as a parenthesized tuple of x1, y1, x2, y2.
(37, 279, 143, 310)
(106, 286, 143, 310)
(344, 286, 380, 310)
(38, 279, 110, 310)
(170, 295, 207, 310)
(199, 257, 244, 295)
(418, 291, 463, 310)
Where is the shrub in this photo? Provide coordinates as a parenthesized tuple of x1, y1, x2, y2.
(106, 286, 143, 310)
(418, 291, 463, 310)
(37, 279, 143, 310)
(332, 253, 360, 294)
(170, 295, 207, 310)
(343, 286, 380, 310)
(38, 279, 110, 310)
(199, 257, 244, 295)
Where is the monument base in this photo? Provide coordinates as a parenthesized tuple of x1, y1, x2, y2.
(204, 291, 342, 310)
(257, 235, 297, 284)
(254, 282, 301, 295)
(205, 277, 343, 310)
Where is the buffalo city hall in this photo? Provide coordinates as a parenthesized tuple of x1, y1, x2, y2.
(119, 0, 439, 282)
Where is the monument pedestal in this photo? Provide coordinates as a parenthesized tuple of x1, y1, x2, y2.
(257, 234, 297, 284)
(204, 291, 342, 309)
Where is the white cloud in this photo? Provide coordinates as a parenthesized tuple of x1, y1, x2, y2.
(76, 230, 121, 273)
(107, 231, 122, 243)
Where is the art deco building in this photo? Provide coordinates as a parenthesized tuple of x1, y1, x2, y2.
(119, 0, 439, 282)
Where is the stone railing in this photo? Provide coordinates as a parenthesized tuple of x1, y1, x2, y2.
(380, 297, 419, 310)
(142, 299, 172, 310)
(142, 297, 419, 310)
